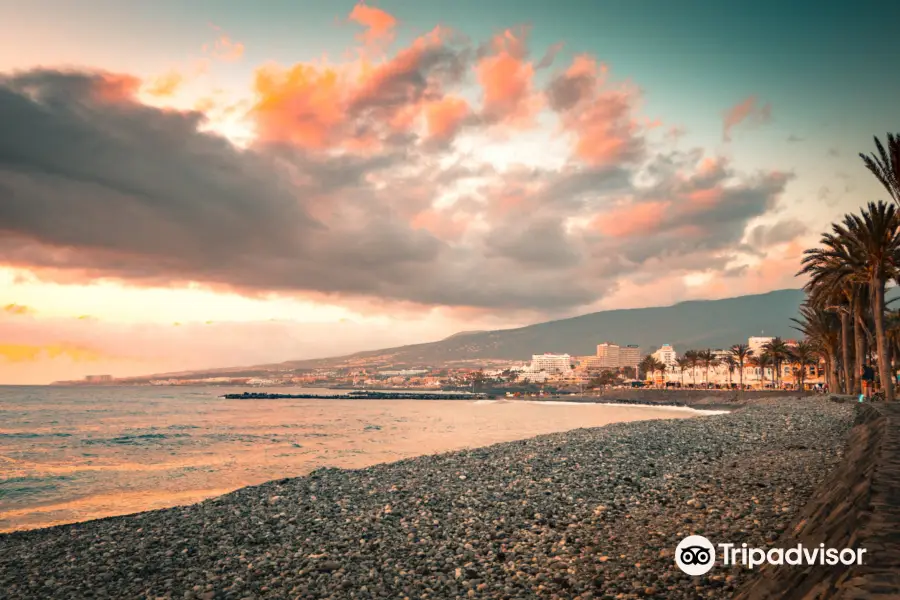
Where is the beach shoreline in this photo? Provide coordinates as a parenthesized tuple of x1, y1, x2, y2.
(1, 396, 702, 534)
(0, 397, 854, 599)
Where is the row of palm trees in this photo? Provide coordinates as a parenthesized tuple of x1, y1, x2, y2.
(638, 338, 819, 390)
(795, 133, 900, 401)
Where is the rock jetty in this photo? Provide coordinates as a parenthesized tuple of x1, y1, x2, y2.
(0, 398, 854, 599)
(221, 391, 488, 400)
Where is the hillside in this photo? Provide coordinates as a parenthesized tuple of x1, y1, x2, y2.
(269, 288, 809, 370)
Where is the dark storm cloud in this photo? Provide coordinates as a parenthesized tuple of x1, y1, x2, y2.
(545, 69, 594, 112)
(0, 69, 795, 313)
(748, 219, 807, 247)
(485, 218, 581, 267)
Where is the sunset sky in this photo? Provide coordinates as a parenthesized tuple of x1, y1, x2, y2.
(1, 0, 898, 384)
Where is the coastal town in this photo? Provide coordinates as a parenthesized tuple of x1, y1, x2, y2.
(60, 334, 825, 392)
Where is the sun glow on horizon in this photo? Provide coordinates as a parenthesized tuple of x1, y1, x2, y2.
(0, 268, 358, 324)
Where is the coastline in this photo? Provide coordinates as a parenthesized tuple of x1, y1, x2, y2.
(513, 399, 731, 415)
(0, 397, 854, 599)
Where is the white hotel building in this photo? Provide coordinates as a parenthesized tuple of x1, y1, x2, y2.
(652, 344, 678, 368)
(529, 353, 573, 374)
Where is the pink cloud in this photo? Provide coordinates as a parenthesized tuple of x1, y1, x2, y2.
(424, 95, 470, 144)
(592, 201, 670, 238)
(204, 33, 244, 62)
(548, 55, 645, 166)
(475, 28, 541, 126)
(349, 2, 397, 47)
(723, 96, 772, 142)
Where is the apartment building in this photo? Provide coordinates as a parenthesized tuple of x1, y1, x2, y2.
(595, 343, 620, 369)
(529, 353, 573, 374)
(596, 342, 640, 370)
(619, 345, 641, 370)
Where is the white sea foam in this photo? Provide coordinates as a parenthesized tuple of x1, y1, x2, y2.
(512, 400, 729, 415)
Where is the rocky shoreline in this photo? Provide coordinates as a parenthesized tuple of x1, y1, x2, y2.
(0, 398, 854, 599)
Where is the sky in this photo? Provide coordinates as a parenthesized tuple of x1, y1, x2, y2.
(1, 0, 898, 384)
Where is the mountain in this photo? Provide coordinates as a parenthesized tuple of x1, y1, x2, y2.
(269, 288, 809, 370)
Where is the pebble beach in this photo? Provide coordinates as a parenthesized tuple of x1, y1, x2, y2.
(0, 397, 854, 600)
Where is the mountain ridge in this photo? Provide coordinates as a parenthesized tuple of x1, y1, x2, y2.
(110, 288, 812, 380)
(266, 288, 808, 370)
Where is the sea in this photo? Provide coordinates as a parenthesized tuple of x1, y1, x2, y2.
(0, 386, 699, 532)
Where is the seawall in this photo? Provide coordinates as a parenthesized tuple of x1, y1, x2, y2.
(737, 402, 900, 598)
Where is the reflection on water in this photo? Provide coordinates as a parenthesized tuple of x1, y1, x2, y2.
(0, 386, 695, 532)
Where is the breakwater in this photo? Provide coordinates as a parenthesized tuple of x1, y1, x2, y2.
(221, 391, 488, 400)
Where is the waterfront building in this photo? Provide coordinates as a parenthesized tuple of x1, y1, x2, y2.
(748, 336, 774, 356)
(575, 356, 608, 372)
(652, 344, 678, 368)
(619, 345, 641, 370)
(529, 353, 573, 374)
(595, 343, 620, 368)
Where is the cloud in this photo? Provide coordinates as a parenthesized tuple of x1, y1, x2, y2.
(0, 23, 795, 317)
(723, 96, 772, 142)
(349, 2, 397, 47)
(535, 42, 564, 69)
(143, 70, 183, 97)
(204, 31, 244, 62)
(424, 95, 470, 146)
(251, 26, 469, 150)
(747, 219, 807, 247)
(475, 28, 541, 126)
(4, 303, 34, 315)
(592, 200, 670, 238)
(546, 55, 645, 166)
(665, 126, 686, 143)
(0, 342, 104, 363)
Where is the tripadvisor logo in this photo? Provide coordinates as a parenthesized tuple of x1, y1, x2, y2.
(675, 535, 716, 575)
(674, 535, 868, 576)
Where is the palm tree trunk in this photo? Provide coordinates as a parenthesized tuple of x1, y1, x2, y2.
(840, 310, 853, 394)
(738, 361, 744, 391)
(872, 276, 894, 401)
(831, 339, 840, 393)
(854, 303, 865, 395)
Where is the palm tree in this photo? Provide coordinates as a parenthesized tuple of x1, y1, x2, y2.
(791, 341, 817, 391)
(638, 355, 657, 383)
(676, 356, 691, 387)
(724, 355, 737, 389)
(859, 133, 900, 204)
(836, 201, 900, 401)
(710, 356, 721, 387)
(698, 349, 715, 388)
(655, 359, 667, 387)
(730, 343, 753, 391)
(751, 352, 773, 389)
(684, 350, 700, 387)
(792, 303, 841, 392)
(799, 247, 857, 393)
(762, 337, 790, 389)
